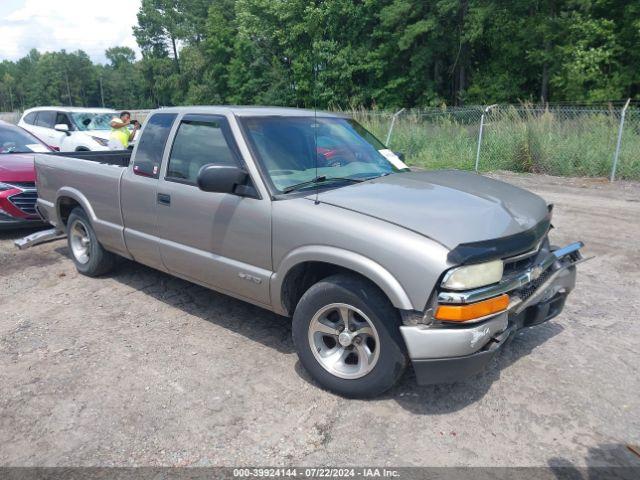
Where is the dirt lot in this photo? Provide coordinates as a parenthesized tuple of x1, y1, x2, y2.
(1, 173, 639, 468)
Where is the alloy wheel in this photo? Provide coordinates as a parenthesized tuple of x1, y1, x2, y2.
(69, 219, 91, 264)
(307, 303, 380, 379)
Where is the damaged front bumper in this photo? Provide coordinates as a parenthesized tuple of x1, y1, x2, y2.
(400, 241, 586, 385)
(14, 227, 66, 250)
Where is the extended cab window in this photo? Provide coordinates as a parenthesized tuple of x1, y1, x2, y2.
(132, 113, 177, 178)
(34, 111, 56, 128)
(166, 116, 239, 184)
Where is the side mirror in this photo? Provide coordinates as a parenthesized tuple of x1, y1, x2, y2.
(394, 151, 405, 161)
(54, 124, 70, 135)
(197, 164, 251, 195)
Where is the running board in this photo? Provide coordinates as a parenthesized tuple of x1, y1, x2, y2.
(14, 228, 66, 250)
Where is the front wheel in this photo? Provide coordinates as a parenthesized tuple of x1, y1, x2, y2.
(292, 274, 407, 398)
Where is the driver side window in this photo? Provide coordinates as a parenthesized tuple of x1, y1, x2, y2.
(166, 116, 240, 185)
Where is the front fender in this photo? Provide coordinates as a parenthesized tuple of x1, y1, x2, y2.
(270, 245, 414, 316)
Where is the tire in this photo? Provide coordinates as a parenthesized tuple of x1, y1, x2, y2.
(292, 274, 407, 398)
(66, 207, 115, 277)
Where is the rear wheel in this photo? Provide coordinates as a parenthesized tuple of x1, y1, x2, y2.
(292, 274, 407, 398)
(67, 207, 115, 276)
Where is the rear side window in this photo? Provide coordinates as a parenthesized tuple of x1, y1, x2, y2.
(132, 113, 177, 179)
(166, 115, 239, 184)
(34, 111, 56, 128)
(23, 112, 37, 125)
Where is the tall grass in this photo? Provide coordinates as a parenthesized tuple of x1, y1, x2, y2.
(354, 105, 640, 180)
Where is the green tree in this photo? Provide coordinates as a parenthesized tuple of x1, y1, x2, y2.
(1, 1, 639, 112)
(134, 0, 191, 73)
(105, 47, 137, 68)
(0, 72, 16, 111)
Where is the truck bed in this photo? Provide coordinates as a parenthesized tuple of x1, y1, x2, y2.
(35, 153, 128, 254)
(50, 150, 132, 167)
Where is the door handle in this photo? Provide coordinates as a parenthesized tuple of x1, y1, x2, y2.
(157, 193, 171, 206)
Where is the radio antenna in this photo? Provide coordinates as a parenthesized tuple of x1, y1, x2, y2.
(313, 36, 320, 205)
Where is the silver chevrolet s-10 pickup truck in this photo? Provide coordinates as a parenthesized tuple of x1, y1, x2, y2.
(25, 106, 584, 397)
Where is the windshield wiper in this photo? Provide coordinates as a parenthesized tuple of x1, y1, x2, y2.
(362, 172, 392, 181)
(282, 176, 364, 194)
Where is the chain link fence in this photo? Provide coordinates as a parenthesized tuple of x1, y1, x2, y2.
(2, 104, 638, 181)
(355, 102, 639, 181)
(477, 104, 638, 180)
(352, 107, 483, 172)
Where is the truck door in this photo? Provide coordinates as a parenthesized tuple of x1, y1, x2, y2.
(120, 113, 178, 270)
(155, 114, 272, 306)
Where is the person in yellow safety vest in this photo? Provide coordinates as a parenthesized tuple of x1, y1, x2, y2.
(108, 111, 140, 150)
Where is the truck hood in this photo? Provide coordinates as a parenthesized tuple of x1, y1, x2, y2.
(308, 170, 549, 251)
(0, 153, 36, 182)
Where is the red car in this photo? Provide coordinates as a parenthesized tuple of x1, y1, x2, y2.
(0, 121, 52, 229)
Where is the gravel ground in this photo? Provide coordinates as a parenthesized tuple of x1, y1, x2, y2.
(0, 172, 639, 468)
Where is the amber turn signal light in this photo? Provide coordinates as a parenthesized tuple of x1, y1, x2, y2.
(435, 294, 510, 322)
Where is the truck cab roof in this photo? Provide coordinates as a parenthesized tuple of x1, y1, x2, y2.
(156, 105, 348, 118)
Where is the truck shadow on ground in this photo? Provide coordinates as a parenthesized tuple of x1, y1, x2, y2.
(54, 247, 296, 355)
(547, 443, 640, 479)
(293, 321, 562, 412)
(54, 244, 564, 410)
(382, 321, 565, 414)
(0, 226, 48, 241)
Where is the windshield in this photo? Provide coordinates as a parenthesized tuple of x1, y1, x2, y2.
(240, 116, 409, 193)
(0, 125, 49, 154)
(70, 112, 115, 131)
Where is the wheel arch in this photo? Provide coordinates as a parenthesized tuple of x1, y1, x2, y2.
(55, 187, 97, 226)
(271, 246, 414, 317)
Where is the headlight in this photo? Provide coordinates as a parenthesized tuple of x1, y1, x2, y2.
(441, 259, 503, 290)
(0, 182, 16, 192)
(91, 136, 109, 146)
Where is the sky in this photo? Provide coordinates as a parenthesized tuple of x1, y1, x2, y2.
(0, 0, 142, 64)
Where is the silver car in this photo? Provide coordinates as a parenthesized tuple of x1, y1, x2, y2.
(29, 106, 584, 397)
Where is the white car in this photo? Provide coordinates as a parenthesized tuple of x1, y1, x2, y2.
(18, 107, 120, 152)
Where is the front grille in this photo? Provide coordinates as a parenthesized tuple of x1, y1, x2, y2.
(503, 255, 536, 276)
(517, 267, 553, 301)
(502, 235, 551, 277)
(9, 190, 38, 215)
